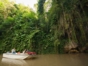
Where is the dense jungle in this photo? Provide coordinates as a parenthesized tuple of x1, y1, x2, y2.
(0, 0, 88, 54)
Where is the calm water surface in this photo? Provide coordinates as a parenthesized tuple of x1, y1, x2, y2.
(0, 54, 88, 66)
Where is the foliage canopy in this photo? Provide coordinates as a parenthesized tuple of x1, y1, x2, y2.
(0, 0, 88, 54)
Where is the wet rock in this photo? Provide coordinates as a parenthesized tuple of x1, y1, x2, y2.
(64, 40, 78, 53)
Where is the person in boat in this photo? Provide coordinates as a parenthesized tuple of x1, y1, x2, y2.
(22, 49, 26, 54)
(26, 50, 36, 55)
(11, 48, 16, 54)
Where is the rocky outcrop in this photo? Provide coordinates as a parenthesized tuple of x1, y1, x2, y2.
(64, 40, 79, 53)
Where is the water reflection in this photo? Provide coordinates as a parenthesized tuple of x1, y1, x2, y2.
(0, 54, 88, 66)
(1, 58, 28, 66)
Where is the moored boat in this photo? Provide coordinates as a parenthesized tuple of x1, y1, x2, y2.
(3, 53, 29, 60)
(3, 48, 37, 60)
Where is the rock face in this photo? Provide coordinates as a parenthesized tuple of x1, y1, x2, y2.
(64, 40, 79, 53)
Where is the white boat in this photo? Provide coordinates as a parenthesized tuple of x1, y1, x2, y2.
(3, 53, 30, 60)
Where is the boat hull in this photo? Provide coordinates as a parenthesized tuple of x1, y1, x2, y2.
(3, 53, 29, 60)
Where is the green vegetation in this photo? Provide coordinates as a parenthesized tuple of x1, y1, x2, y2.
(0, 0, 88, 54)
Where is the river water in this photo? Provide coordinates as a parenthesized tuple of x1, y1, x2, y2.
(0, 54, 88, 66)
